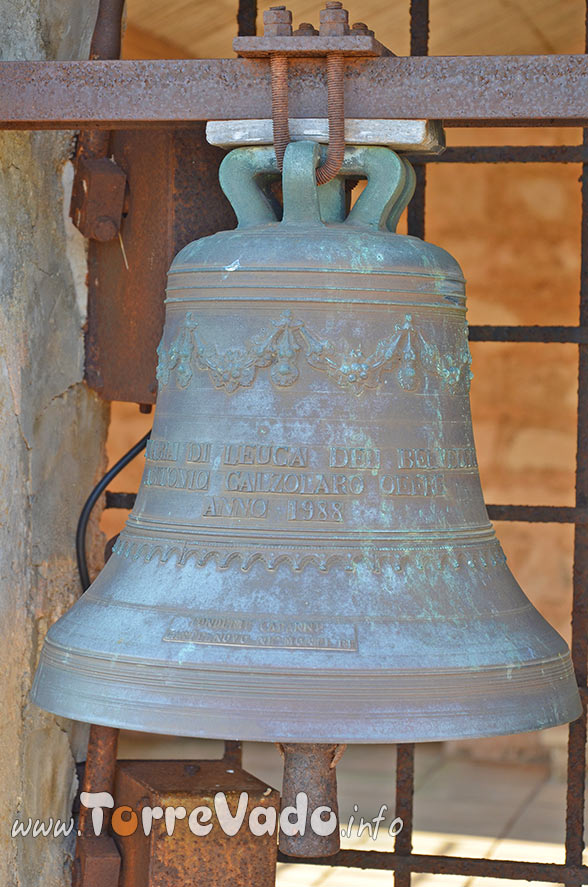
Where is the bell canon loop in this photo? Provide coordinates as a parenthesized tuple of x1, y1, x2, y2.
(32, 140, 582, 743)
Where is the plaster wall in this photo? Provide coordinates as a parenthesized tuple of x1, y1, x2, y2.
(0, 2, 109, 884)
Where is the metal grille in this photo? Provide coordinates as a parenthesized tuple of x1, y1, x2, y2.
(92, 0, 588, 881)
(273, 0, 588, 883)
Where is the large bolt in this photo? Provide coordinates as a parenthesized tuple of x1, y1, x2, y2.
(319, 0, 349, 36)
(264, 5, 293, 36)
(351, 21, 374, 36)
(93, 216, 120, 242)
(294, 21, 319, 35)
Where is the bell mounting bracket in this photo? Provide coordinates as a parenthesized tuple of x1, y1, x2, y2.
(234, 4, 394, 182)
(233, 6, 393, 58)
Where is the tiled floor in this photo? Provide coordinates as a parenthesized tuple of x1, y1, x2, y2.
(117, 733, 582, 887)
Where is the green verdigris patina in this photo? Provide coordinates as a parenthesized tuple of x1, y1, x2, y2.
(32, 142, 581, 744)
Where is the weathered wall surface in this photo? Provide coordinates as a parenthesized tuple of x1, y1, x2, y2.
(0, 2, 108, 885)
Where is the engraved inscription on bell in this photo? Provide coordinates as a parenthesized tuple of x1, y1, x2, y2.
(163, 615, 358, 652)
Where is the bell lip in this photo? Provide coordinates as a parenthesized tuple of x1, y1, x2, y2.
(30, 690, 583, 746)
(31, 636, 582, 745)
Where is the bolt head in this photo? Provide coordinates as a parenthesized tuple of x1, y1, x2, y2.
(93, 216, 119, 241)
(294, 21, 319, 35)
(351, 21, 374, 35)
(263, 5, 293, 35)
(319, 1, 349, 35)
(264, 6, 291, 21)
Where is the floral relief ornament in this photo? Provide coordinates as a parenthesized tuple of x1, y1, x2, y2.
(156, 310, 473, 396)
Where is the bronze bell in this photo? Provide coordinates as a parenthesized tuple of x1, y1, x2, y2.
(32, 141, 581, 743)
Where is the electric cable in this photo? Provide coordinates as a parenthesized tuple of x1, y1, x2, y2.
(76, 430, 151, 591)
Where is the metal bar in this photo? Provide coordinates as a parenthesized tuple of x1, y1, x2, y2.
(70, 0, 126, 241)
(409, 0, 429, 57)
(88, 0, 125, 61)
(0, 56, 587, 130)
(276, 850, 588, 882)
(77, 725, 119, 837)
(407, 164, 426, 239)
(564, 8, 588, 879)
(394, 745, 415, 887)
(279, 744, 342, 858)
(105, 491, 136, 509)
(469, 326, 588, 343)
(486, 505, 588, 524)
(237, 0, 257, 37)
(409, 146, 588, 164)
(392, 10, 428, 887)
(223, 740, 243, 766)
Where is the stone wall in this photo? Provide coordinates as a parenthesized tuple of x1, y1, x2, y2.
(0, 2, 109, 885)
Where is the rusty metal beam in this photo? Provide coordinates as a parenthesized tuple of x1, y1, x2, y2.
(0, 55, 587, 130)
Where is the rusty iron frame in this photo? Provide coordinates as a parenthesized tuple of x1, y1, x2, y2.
(276, 1, 588, 883)
(93, 2, 588, 882)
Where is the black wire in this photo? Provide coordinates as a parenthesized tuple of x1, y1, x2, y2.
(76, 430, 151, 592)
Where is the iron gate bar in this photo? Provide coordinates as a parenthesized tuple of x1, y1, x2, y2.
(486, 505, 588, 523)
(565, 15, 588, 878)
(409, 146, 588, 163)
(278, 0, 588, 883)
(276, 850, 588, 882)
(78, 0, 587, 879)
(393, 7, 428, 885)
(393, 744, 415, 887)
(0, 55, 588, 129)
(468, 326, 588, 342)
(236, 0, 256, 37)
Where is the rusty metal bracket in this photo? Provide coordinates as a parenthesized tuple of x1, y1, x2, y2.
(113, 759, 279, 887)
(70, 0, 127, 241)
(235, 3, 392, 181)
(75, 836, 121, 887)
(72, 725, 120, 887)
(233, 4, 392, 57)
(85, 125, 236, 404)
